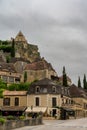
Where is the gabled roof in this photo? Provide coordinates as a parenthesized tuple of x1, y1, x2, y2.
(31, 78, 56, 86)
(15, 31, 27, 42)
(24, 59, 55, 71)
(69, 84, 87, 98)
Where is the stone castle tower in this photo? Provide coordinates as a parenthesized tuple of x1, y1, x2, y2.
(14, 31, 41, 62)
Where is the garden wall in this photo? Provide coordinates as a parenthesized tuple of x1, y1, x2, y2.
(0, 117, 43, 130)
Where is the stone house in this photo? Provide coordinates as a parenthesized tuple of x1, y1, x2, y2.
(26, 78, 62, 117)
(0, 62, 21, 84)
(0, 90, 27, 116)
(24, 58, 58, 82)
(69, 84, 87, 117)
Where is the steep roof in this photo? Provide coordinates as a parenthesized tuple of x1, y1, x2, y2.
(24, 59, 55, 71)
(31, 78, 56, 86)
(15, 31, 27, 42)
(69, 84, 87, 98)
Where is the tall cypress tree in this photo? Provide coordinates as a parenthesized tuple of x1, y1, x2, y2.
(11, 38, 15, 57)
(83, 74, 87, 89)
(78, 76, 81, 88)
(63, 66, 67, 87)
(24, 71, 27, 82)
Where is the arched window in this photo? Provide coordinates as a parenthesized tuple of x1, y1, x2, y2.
(36, 86, 40, 93)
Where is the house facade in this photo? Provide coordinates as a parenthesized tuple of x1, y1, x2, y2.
(0, 62, 21, 84)
(26, 78, 62, 117)
(0, 90, 27, 116)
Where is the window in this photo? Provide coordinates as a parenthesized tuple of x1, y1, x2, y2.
(52, 97, 57, 107)
(9, 77, 14, 83)
(15, 78, 20, 83)
(15, 97, 19, 106)
(52, 86, 56, 93)
(36, 86, 40, 93)
(3, 98, 10, 106)
(2, 75, 8, 82)
(35, 97, 39, 106)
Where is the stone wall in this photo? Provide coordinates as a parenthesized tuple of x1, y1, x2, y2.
(0, 117, 42, 130)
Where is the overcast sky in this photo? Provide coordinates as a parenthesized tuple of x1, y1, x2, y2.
(0, 0, 87, 85)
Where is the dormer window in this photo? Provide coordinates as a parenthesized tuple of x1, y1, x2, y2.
(36, 86, 40, 93)
(52, 86, 56, 93)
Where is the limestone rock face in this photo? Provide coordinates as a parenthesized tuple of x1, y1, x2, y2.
(14, 31, 41, 62)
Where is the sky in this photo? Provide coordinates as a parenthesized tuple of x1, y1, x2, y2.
(0, 0, 87, 85)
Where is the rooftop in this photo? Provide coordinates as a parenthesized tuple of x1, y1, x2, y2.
(25, 59, 55, 71)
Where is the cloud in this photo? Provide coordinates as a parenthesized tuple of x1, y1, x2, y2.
(0, 0, 87, 84)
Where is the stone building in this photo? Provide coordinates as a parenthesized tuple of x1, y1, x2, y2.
(26, 78, 61, 117)
(14, 31, 41, 62)
(24, 58, 58, 82)
(0, 62, 21, 84)
(0, 90, 27, 116)
(69, 84, 87, 118)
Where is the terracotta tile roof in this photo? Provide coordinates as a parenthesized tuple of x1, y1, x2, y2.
(0, 63, 16, 73)
(3, 90, 27, 96)
(69, 84, 87, 98)
(24, 59, 55, 71)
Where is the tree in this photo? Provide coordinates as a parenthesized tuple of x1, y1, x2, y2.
(62, 66, 67, 87)
(0, 79, 7, 89)
(78, 76, 81, 88)
(8, 82, 31, 91)
(83, 74, 87, 89)
(24, 71, 27, 82)
(11, 38, 15, 57)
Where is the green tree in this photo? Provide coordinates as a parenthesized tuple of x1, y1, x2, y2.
(8, 82, 31, 91)
(83, 74, 87, 89)
(0, 79, 7, 89)
(62, 66, 67, 87)
(78, 76, 81, 88)
(7, 83, 19, 91)
(24, 71, 27, 82)
(11, 38, 15, 57)
(0, 89, 5, 98)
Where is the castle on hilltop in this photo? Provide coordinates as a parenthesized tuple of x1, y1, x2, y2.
(0, 31, 62, 84)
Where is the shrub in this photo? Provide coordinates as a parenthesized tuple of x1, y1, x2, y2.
(19, 115, 25, 120)
(7, 115, 15, 120)
(0, 117, 6, 124)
